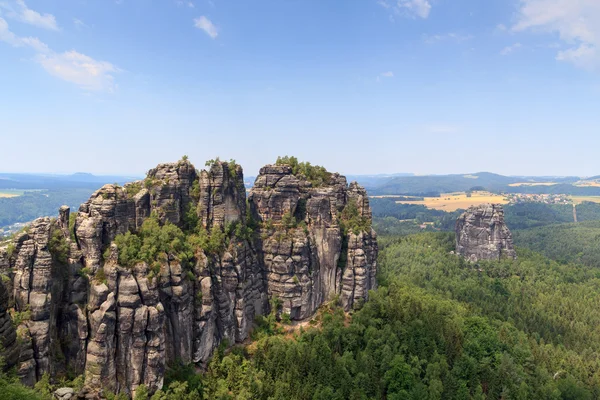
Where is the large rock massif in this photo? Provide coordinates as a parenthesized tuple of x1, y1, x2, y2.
(0, 159, 377, 398)
(455, 203, 517, 262)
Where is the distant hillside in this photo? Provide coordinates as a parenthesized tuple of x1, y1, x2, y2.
(365, 172, 600, 196)
(0, 172, 138, 190)
(0, 172, 137, 230)
(345, 173, 414, 189)
(371, 172, 519, 195)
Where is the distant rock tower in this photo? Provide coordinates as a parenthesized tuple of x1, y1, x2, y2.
(455, 204, 517, 262)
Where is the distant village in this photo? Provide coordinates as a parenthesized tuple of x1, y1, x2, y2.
(0, 221, 30, 239)
(504, 193, 571, 205)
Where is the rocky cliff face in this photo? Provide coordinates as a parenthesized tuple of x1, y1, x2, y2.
(249, 165, 377, 318)
(0, 159, 377, 398)
(455, 204, 517, 262)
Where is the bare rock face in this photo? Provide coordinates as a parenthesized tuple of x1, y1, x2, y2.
(249, 164, 378, 317)
(455, 204, 517, 262)
(0, 159, 377, 399)
(0, 278, 22, 380)
(198, 161, 246, 229)
(0, 217, 68, 386)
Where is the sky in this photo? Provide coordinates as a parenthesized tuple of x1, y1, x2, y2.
(1, 0, 599, 177)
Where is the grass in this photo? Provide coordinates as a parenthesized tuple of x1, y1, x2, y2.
(396, 191, 508, 212)
(571, 196, 600, 205)
(508, 182, 558, 187)
(0, 189, 25, 198)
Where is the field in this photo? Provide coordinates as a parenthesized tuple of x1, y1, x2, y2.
(574, 181, 600, 187)
(0, 190, 24, 198)
(508, 182, 558, 187)
(571, 196, 600, 205)
(395, 191, 508, 212)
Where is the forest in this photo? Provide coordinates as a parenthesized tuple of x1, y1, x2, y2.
(513, 221, 600, 268)
(5, 228, 600, 399)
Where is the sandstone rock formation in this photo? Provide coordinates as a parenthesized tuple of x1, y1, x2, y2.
(0, 158, 377, 398)
(455, 203, 517, 262)
(249, 164, 378, 318)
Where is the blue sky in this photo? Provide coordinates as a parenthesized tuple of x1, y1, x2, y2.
(1, 0, 599, 177)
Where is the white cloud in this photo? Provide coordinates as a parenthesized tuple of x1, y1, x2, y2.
(423, 33, 473, 44)
(512, 0, 600, 69)
(398, 0, 431, 19)
(20, 35, 48, 52)
(0, 16, 48, 51)
(36, 50, 120, 92)
(377, 0, 391, 9)
(556, 44, 595, 68)
(176, 0, 194, 7)
(378, 0, 431, 19)
(0, 0, 59, 30)
(500, 42, 522, 55)
(1, 17, 119, 91)
(0, 16, 19, 45)
(376, 71, 394, 82)
(73, 18, 88, 29)
(194, 15, 218, 39)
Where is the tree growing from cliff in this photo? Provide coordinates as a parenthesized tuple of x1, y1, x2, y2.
(112, 215, 195, 268)
(48, 225, 69, 264)
(339, 202, 371, 235)
(204, 157, 221, 168)
(275, 156, 332, 187)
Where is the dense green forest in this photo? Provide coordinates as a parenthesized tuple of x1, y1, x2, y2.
(370, 199, 460, 233)
(513, 221, 600, 268)
(152, 234, 600, 399)
(0, 189, 94, 229)
(372, 217, 434, 236)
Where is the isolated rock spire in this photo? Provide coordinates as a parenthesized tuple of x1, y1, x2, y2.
(455, 203, 517, 262)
